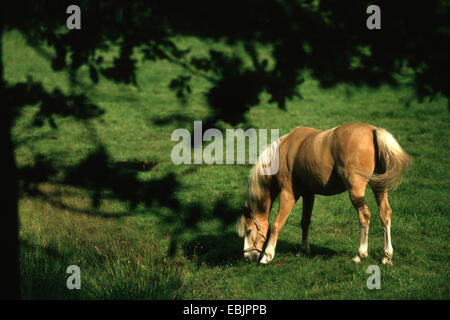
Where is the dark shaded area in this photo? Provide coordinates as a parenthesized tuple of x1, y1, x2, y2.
(183, 233, 244, 266)
(1, 0, 449, 298)
(115, 160, 159, 172)
(63, 147, 174, 209)
(161, 197, 244, 258)
(18, 154, 57, 196)
(5, 77, 104, 127)
(18, 148, 181, 213)
(151, 114, 196, 127)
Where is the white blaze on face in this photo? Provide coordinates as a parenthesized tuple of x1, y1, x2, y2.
(243, 230, 261, 262)
(243, 233, 254, 261)
(243, 233, 250, 252)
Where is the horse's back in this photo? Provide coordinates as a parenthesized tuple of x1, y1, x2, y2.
(282, 123, 377, 195)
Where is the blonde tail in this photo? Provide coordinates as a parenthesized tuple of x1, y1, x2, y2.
(368, 128, 410, 192)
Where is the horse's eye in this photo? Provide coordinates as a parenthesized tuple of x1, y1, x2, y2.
(246, 229, 252, 236)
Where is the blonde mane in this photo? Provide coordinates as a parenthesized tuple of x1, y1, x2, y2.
(244, 135, 287, 214)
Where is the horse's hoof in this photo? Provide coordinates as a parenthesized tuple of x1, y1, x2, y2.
(381, 257, 393, 265)
(259, 252, 273, 264)
(352, 255, 362, 263)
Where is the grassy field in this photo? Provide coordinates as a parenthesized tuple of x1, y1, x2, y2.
(4, 30, 449, 299)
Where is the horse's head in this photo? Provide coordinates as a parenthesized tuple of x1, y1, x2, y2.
(236, 205, 269, 262)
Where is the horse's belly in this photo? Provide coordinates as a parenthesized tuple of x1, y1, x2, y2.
(314, 182, 347, 196)
(298, 167, 347, 196)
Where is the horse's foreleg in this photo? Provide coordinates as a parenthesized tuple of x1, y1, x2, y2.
(260, 189, 297, 264)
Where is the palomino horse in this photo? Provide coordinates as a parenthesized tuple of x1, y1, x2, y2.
(237, 123, 409, 265)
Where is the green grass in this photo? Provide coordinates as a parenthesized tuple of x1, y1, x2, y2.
(4, 30, 449, 299)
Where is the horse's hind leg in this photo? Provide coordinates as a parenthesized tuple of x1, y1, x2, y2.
(373, 190, 393, 265)
(347, 174, 371, 263)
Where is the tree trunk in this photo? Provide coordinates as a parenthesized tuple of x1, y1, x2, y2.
(0, 0, 20, 299)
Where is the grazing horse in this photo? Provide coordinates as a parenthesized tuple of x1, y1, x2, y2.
(237, 123, 410, 265)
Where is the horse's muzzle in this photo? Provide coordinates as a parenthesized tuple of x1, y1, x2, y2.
(244, 250, 260, 262)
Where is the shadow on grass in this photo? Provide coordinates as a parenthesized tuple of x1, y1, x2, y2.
(183, 232, 242, 266)
(19, 148, 181, 217)
(18, 147, 244, 253)
(276, 241, 338, 260)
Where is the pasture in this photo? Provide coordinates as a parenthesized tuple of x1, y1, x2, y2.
(5, 30, 449, 299)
